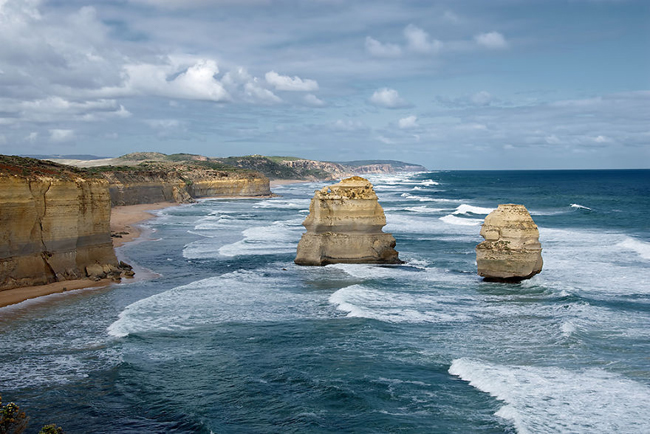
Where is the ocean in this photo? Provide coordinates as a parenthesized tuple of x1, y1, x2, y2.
(1, 170, 649, 433)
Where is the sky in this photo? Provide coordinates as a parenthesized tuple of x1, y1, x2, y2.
(0, 0, 648, 169)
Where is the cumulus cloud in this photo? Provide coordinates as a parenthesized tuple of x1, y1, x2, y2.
(398, 115, 418, 129)
(370, 88, 409, 108)
(365, 36, 402, 57)
(304, 94, 325, 107)
(475, 32, 508, 49)
(244, 80, 283, 104)
(265, 71, 318, 91)
(49, 129, 75, 142)
(404, 24, 442, 54)
(117, 59, 230, 102)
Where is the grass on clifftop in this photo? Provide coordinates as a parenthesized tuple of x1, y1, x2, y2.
(0, 155, 92, 179)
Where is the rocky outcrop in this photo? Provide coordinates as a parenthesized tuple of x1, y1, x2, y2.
(102, 169, 270, 206)
(0, 159, 130, 291)
(475, 204, 543, 282)
(295, 176, 401, 266)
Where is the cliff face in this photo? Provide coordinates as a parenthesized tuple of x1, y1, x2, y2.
(103, 169, 270, 206)
(0, 173, 120, 290)
(295, 176, 401, 266)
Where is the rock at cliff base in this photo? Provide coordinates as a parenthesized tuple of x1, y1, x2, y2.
(295, 176, 401, 266)
(476, 204, 543, 282)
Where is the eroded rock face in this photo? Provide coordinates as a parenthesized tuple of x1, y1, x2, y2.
(103, 170, 270, 206)
(0, 174, 123, 290)
(295, 176, 401, 266)
(476, 204, 543, 282)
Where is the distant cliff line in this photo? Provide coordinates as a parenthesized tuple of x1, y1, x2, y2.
(48, 153, 428, 182)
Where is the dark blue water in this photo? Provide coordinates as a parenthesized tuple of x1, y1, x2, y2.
(1, 170, 649, 433)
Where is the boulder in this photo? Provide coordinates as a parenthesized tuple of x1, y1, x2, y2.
(295, 176, 401, 266)
(476, 204, 543, 282)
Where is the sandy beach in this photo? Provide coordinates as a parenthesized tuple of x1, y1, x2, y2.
(270, 179, 311, 187)
(0, 186, 302, 309)
(0, 202, 176, 309)
(110, 202, 176, 248)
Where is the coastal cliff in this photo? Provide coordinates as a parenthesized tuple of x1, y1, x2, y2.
(0, 156, 123, 291)
(101, 166, 271, 206)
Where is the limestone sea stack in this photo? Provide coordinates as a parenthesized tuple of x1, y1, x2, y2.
(476, 204, 543, 282)
(295, 176, 401, 266)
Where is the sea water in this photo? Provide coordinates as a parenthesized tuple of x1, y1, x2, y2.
(1, 170, 649, 433)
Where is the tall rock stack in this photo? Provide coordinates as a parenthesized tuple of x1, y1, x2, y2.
(295, 176, 401, 266)
(476, 204, 543, 282)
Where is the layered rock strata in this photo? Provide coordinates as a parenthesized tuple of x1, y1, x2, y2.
(103, 169, 270, 206)
(295, 176, 401, 266)
(476, 204, 543, 282)
(0, 166, 128, 291)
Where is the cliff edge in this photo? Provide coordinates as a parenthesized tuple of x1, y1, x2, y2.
(0, 156, 128, 291)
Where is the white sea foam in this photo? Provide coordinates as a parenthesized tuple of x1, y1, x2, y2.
(108, 269, 326, 338)
(421, 180, 439, 186)
(218, 220, 302, 257)
(560, 321, 577, 337)
(329, 285, 474, 324)
(439, 215, 483, 226)
(538, 227, 650, 296)
(253, 199, 310, 209)
(617, 237, 650, 260)
(452, 204, 494, 215)
(570, 203, 592, 210)
(449, 358, 650, 434)
(399, 192, 457, 203)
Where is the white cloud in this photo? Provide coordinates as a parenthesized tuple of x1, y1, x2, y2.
(25, 132, 38, 142)
(49, 129, 75, 142)
(121, 59, 230, 102)
(370, 88, 409, 108)
(404, 24, 442, 54)
(244, 79, 282, 104)
(304, 94, 325, 107)
(365, 36, 402, 57)
(475, 32, 508, 49)
(470, 91, 493, 106)
(398, 115, 418, 129)
(265, 71, 318, 91)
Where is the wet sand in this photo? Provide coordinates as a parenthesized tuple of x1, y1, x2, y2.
(0, 202, 176, 309)
(0, 184, 308, 309)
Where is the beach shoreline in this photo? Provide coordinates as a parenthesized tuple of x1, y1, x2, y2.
(0, 184, 311, 309)
(0, 202, 176, 309)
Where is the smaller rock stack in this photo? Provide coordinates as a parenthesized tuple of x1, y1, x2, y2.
(476, 204, 543, 282)
(295, 176, 401, 266)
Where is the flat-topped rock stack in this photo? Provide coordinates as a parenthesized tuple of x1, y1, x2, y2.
(476, 204, 543, 282)
(295, 176, 401, 266)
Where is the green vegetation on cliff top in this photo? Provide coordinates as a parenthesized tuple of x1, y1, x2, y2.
(0, 155, 92, 179)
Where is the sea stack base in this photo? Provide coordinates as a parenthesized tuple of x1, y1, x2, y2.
(295, 176, 401, 266)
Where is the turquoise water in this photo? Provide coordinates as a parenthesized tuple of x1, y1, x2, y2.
(1, 170, 649, 433)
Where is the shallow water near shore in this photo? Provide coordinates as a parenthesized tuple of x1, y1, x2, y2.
(1, 170, 649, 433)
